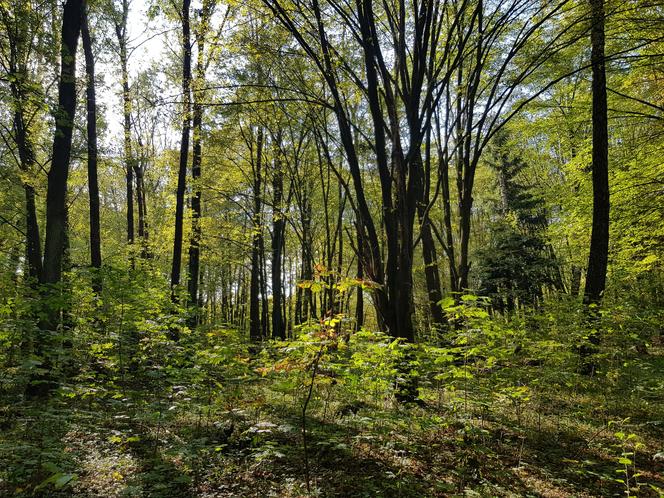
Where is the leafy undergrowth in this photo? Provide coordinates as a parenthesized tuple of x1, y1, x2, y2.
(1, 320, 663, 497)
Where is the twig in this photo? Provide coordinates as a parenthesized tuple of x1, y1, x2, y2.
(302, 343, 324, 494)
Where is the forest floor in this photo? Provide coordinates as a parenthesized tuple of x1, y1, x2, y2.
(1, 328, 663, 497)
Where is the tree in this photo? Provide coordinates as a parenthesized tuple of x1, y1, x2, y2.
(111, 0, 135, 247)
(81, 4, 102, 289)
(580, 0, 609, 374)
(171, 0, 192, 297)
(187, 0, 216, 315)
(27, 0, 84, 397)
(271, 133, 286, 339)
(247, 125, 265, 342)
(583, 0, 609, 308)
(0, 2, 45, 282)
(264, 0, 460, 346)
(42, 0, 84, 285)
(475, 130, 558, 313)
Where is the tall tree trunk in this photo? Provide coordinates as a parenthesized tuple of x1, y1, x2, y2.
(303, 197, 314, 320)
(114, 0, 134, 246)
(24, 186, 42, 282)
(187, 79, 203, 309)
(272, 151, 286, 339)
(584, 0, 609, 307)
(31, 0, 83, 398)
(171, 0, 192, 293)
(82, 7, 102, 289)
(42, 0, 83, 285)
(188, 2, 212, 311)
(188, 97, 203, 306)
(6, 0, 43, 282)
(436, 101, 459, 295)
(260, 229, 269, 338)
(335, 183, 344, 315)
(249, 128, 264, 342)
(581, 0, 609, 374)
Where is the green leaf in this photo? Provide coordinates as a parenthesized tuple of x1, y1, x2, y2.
(54, 474, 77, 489)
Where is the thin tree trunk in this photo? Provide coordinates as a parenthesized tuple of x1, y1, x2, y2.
(355, 221, 364, 330)
(24, 186, 42, 282)
(188, 2, 212, 312)
(419, 139, 445, 328)
(260, 229, 269, 338)
(171, 0, 192, 295)
(81, 7, 102, 290)
(336, 183, 344, 315)
(6, 4, 43, 282)
(13, 104, 42, 282)
(187, 86, 202, 308)
(134, 161, 148, 248)
(114, 0, 134, 247)
(272, 150, 286, 339)
(249, 128, 264, 342)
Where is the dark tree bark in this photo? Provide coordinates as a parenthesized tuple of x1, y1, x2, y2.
(302, 194, 314, 320)
(271, 148, 286, 339)
(418, 136, 446, 328)
(23, 186, 42, 282)
(355, 221, 364, 330)
(3, 0, 43, 283)
(335, 183, 344, 315)
(584, 0, 609, 307)
(187, 52, 203, 308)
(81, 7, 102, 288)
(28, 0, 83, 398)
(42, 0, 83, 285)
(11, 92, 42, 283)
(259, 224, 270, 338)
(114, 0, 134, 246)
(171, 0, 192, 294)
(249, 128, 264, 342)
(580, 0, 609, 374)
(187, 0, 214, 312)
(187, 94, 202, 306)
(134, 158, 148, 246)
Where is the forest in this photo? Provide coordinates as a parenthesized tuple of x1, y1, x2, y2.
(0, 0, 663, 496)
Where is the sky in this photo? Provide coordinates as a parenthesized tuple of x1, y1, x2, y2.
(97, 0, 172, 148)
